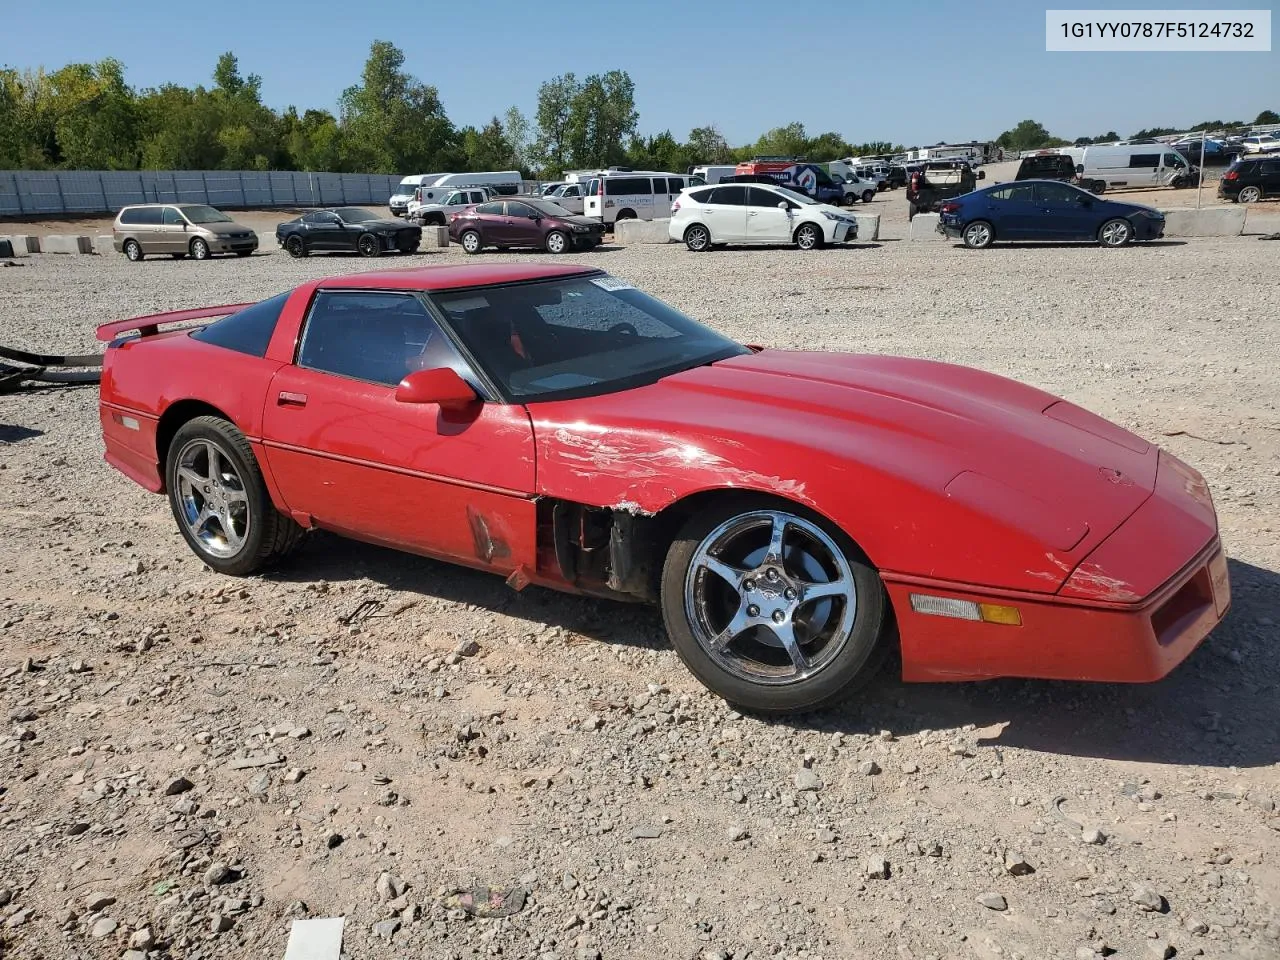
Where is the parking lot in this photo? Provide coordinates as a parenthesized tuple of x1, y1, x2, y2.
(2, 229, 1279, 960)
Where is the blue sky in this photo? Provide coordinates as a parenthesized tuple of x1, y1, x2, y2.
(3, 0, 1275, 146)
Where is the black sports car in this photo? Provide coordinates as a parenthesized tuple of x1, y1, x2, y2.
(275, 207, 422, 258)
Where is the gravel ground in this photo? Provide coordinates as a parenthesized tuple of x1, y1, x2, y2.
(1, 235, 1279, 960)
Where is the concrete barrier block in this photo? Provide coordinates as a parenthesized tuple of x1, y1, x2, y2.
(418, 226, 449, 249)
(0, 235, 39, 254)
(849, 213, 880, 241)
(93, 235, 115, 256)
(42, 235, 94, 254)
(1160, 207, 1245, 237)
(1242, 207, 1280, 236)
(908, 213, 946, 241)
(0, 236, 31, 257)
(614, 218, 673, 244)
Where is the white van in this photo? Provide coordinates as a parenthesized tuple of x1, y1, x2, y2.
(428, 170, 523, 195)
(583, 170, 706, 225)
(691, 165, 737, 184)
(389, 173, 446, 217)
(1060, 145, 1197, 191)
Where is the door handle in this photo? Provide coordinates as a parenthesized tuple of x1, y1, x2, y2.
(277, 391, 308, 407)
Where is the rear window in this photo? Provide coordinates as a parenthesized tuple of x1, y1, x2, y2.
(605, 177, 654, 195)
(190, 292, 290, 358)
(120, 206, 161, 226)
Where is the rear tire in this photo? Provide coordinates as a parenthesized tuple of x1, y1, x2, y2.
(907, 202, 918, 220)
(285, 235, 307, 258)
(460, 230, 482, 255)
(165, 416, 304, 577)
(862, 190, 875, 203)
(962, 220, 994, 249)
(684, 224, 711, 252)
(660, 495, 890, 715)
(1238, 185, 1262, 203)
(123, 239, 143, 262)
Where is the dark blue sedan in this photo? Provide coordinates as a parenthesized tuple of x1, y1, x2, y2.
(938, 180, 1166, 248)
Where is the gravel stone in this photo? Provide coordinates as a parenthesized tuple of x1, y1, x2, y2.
(794, 768, 823, 791)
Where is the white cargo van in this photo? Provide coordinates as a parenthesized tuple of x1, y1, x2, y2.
(582, 170, 705, 225)
(691, 165, 737, 184)
(389, 173, 446, 217)
(1060, 145, 1198, 191)
(428, 170, 522, 195)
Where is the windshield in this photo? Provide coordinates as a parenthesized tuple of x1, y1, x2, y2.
(395, 182, 419, 196)
(430, 274, 749, 402)
(179, 205, 232, 224)
(525, 198, 575, 217)
(773, 185, 817, 205)
(335, 208, 379, 223)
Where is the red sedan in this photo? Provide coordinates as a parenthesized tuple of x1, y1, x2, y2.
(96, 264, 1230, 713)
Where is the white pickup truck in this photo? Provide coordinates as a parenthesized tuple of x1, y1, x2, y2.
(831, 173, 881, 205)
(407, 187, 491, 225)
(544, 182, 589, 215)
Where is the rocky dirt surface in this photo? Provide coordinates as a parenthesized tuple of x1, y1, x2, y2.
(1, 237, 1278, 960)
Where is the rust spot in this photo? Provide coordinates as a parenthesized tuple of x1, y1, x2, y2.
(466, 505, 511, 563)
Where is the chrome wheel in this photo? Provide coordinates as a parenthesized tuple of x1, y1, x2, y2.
(684, 224, 710, 251)
(124, 240, 142, 261)
(190, 238, 210, 260)
(1239, 186, 1261, 203)
(1099, 218, 1132, 246)
(174, 438, 250, 559)
(461, 231, 481, 254)
(684, 510, 857, 685)
(795, 224, 821, 250)
(963, 221, 993, 248)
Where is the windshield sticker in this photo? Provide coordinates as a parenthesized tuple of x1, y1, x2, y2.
(589, 276, 635, 292)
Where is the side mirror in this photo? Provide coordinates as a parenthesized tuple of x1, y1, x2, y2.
(1075, 164, 1085, 173)
(777, 201, 788, 210)
(395, 368, 478, 410)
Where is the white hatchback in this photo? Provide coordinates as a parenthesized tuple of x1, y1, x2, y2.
(669, 182, 858, 251)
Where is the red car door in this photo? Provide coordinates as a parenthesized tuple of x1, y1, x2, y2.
(259, 288, 537, 572)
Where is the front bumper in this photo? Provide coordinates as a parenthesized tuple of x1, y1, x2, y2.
(890, 451, 1228, 683)
(830, 219, 859, 243)
(213, 236, 258, 254)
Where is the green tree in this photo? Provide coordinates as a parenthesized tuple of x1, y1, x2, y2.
(750, 122, 809, 158)
(848, 141, 900, 157)
(804, 130, 851, 162)
(462, 116, 515, 171)
(339, 40, 460, 174)
(565, 70, 637, 168)
(47, 58, 138, 168)
(503, 105, 532, 174)
(625, 130, 694, 173)
(137, 84, 224, 169)
(282, 108, 344, 171)
(0, 68, 56, 168)
(209, 53, 279, 169)
(996, 119, 1056, 152)
(686, 124, 730, 163)
(531, 73, 580, 176)
(1255, 109, 1279, 125)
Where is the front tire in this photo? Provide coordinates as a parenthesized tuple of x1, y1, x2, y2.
(962, 220, 994, 249)
(357, 233, 380, 258)
(1238, 185, 1262, 203)
(545, 230, 569, 254)
(460, 230, 482, 255)
(794, 222, 823, 251)
(190, 238, 210, 261)
(165, 416, 303, 577)
(123, 239, 143, 262)
(285, 235, 307, 258)
(660, 497, 889, 714)
(684, 224, 711, 252)
(862, 190, 875, 203)
(1098, 218, 1133, 247)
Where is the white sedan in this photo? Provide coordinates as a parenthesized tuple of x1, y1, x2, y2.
(1241, 134, 1280, 154)
(669, 182, 859, 251)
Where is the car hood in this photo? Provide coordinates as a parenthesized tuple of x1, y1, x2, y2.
(552, 214, 604, 227)
(532, 350, 1162, 593)
(359, 218, 412, 230)
(202, 222, 254, 236)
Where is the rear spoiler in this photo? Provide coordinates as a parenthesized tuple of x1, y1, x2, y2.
(95, 303, 257, 342)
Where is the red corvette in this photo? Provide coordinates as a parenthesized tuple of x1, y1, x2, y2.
(96, 264, 1230, 713)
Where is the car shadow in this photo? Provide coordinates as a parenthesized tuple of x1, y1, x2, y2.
(954, 240, 1189, 250)
(269, 534, 1278, 767)
(0, 424, 45, 443)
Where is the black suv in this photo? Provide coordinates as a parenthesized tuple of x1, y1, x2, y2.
(1015, 154, 1106, 194)
(1219, 156, 1280, 203)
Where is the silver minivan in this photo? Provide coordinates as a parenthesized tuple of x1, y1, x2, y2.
(113, 204, 259, 261)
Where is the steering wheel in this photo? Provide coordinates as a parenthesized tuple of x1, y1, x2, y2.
(608, 322, 638, 336)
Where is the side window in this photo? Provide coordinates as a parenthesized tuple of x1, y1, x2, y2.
(474, 201, 504, 215)
(707, 185, 748, 206)
(505, 202, 535, 219)
(192, 292, 290, 358)
(989, 185, 1035, 202)
(119, 208, 142, 225)
(1035, 182, 1080, 206)
(605, 177, 650, 196)
(585, 178, 600, 196)
(1259, 160, 1280, 176)
(667, 177, 684, 193)
(687, 187, 716, 204)
(162, 207, 184, 225)
(1129, 153, 1160, 168)
(747, 187, 783, 208)
(297, 292, 463, 388)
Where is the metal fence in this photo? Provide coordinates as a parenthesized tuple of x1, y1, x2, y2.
(0, 170, 404, 217)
